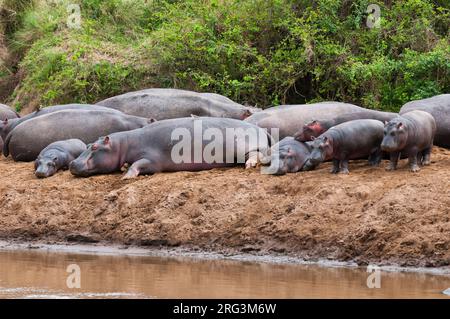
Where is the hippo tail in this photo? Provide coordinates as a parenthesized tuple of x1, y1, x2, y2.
(2, 132, 11, 157)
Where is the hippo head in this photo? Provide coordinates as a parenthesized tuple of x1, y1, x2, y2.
(381, 120, 408, 152)
(69, 136, 117, 177)
(34, 155, 59, 178)
(306, 136, 333, 167)
(263, 138, 309, 175)
(294, 120, 326, 142)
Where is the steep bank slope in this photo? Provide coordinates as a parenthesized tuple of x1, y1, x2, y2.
(0, 148, 449, 267)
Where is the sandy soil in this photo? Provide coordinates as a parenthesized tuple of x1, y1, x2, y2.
(0, 148, 449, 267)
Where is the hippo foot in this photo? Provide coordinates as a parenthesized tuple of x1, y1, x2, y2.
(245, 159, 258, 169)
(410, 165, 420, 173)
(385, 165, 396, 171)
(422, 159, 431, 166)
(340, 168, 350, 174)
(123, 168, 140, 179)
(330, 168, 339, 174)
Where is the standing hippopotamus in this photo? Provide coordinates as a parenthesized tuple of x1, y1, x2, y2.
(381, 110, 436, 172)
(0, 104, 124, 142)
(69, 117, 271, 178)
(244, 102, 366, 139)
(261, 137, 313, 175)
(399, 94, 450, 148)
(305, 119, 384, 174)
(0, 103, 20, 154)
(294, 110, 398, 142)
(35, 139, 86, 178)
(96, 88, 258, 120)
(3, 109, 154, 162)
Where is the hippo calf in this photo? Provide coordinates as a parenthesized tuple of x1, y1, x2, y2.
(3, 109, 154, 162)
(400, 94, 450, 148)
(305, 119, 384, 174)
(70, 117, 271, 178)
(381, 110, 436, 172)
(294, 110, 398, 142)
(35, 139, 87, 178)
(261, 137, 313, 175)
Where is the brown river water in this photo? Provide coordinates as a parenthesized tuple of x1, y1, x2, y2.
(0, 248, 449, 299)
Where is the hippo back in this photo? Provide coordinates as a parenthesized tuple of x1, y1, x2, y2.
(399, 94, 450, 148)
(3, 109, 150, 161)
(96, 88, 254, 120)
(245, 102, 365, 138)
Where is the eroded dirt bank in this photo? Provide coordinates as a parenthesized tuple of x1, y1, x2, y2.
(0, 148, 449, 268)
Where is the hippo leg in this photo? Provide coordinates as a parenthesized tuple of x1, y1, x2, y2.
(245, 151, 264, 169)
(386, 152, 400, 171)
(421, 146, 432, 166)
(368, 148, 382, 167)
(331, 159, 340, 174)
(340, 159, 350, 174)
(123, 158, 155, 179)
(408, 151, 420, 173)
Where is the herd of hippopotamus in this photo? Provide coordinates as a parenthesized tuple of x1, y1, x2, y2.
(0, 89, 448, 178)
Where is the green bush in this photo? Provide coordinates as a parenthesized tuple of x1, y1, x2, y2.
(1, 0, 449, 111)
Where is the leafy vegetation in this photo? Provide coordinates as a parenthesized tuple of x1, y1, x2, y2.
(0, 0, 448, 111)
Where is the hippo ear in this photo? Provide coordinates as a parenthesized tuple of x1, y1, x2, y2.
(148, 118, 157, 123)
(3, 118, 7, 124)
(103, 136, 110, 145)
(310, 136, 316, 141)
(397, 122, 403, 129)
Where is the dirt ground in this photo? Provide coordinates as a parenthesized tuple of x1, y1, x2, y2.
(0, 147, 449, 268)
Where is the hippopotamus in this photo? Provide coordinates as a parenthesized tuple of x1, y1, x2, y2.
(96, 88, 258, 120)
(3, 109, 154, 162)
(305, 119, 384, 174)
(0, 104, 124, 142)
(0, 103, 20, 154)
(294, 110, 398, 142)
(244, 102, 367, 139)
(399, 94, 450, 148)
(381, 110, 436, 172)
(34, 139, 86, 178)
(261, 137, 313, 175)
(69, 117, 271, 178)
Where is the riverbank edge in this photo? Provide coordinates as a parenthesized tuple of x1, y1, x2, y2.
(1, 240, 449, 276)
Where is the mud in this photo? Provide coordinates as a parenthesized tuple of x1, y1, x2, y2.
(0, 148, 449, 268)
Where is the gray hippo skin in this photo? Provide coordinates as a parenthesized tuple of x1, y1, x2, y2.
(0, 104, 124, 142)
(306, 119, 385, 174)
(244, 102, 366, 139)
(96, 88, 258, 120)
(294, 110, 398, 142)
(3, 109, 153, 162)
(35, 139, 87, 178)
(399, 94, 450, 148)
(262, 137, 313, 175)
(70, 117, 271, 178)
(381, 110, 436, 172)
(0, 103, 20, 154)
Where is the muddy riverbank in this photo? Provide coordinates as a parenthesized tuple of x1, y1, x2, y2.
(0, 148, 449, 268)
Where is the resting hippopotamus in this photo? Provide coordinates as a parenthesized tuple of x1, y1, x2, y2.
(96, 88, 258, 120)
(244, 102, 366, 139)
(294, 110, 398, 142)
(69, 117, 271, 178)
(0, 104, 124, 142)
(0, 103, 20, 154)
(305, 119, 384, 174)
(261, 137, 313, 175)
(399, 94, 450, 148)
(381, 110, 436, 172)
(3, 109, 154, 162)
(35, 139, 86, 178)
